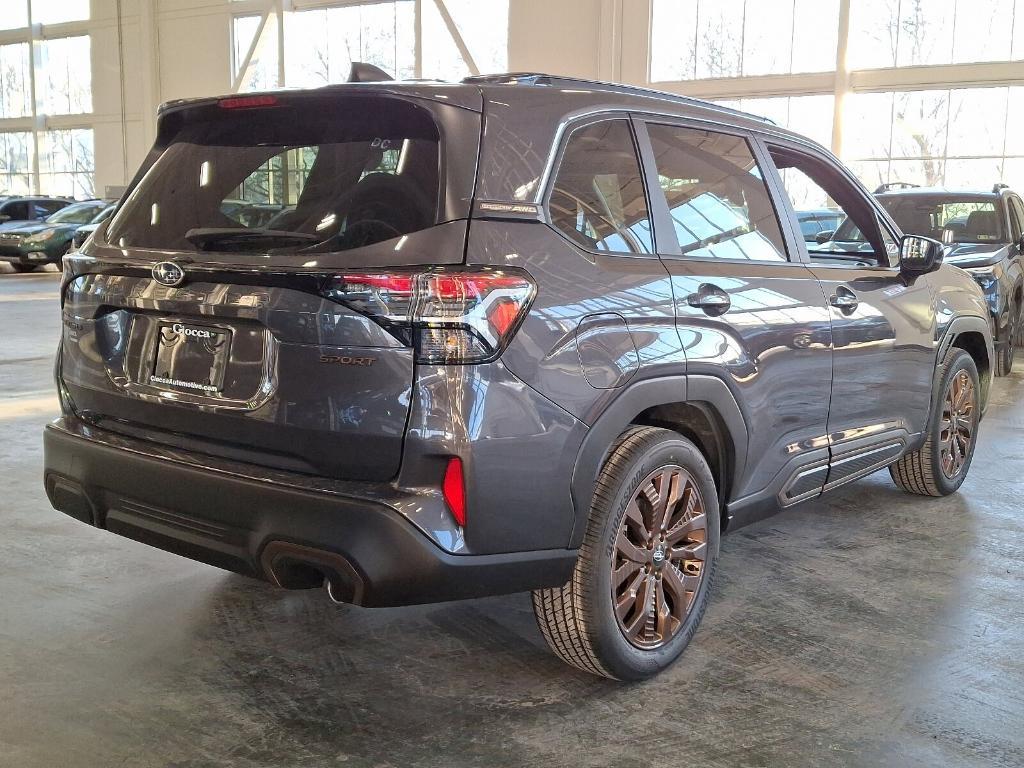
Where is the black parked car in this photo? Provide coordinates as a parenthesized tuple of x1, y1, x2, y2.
(44, 70, 993, 680)
(815, 185, 1024, 375)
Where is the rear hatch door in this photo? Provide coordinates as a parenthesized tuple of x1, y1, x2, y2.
(60, 87, 481, 481)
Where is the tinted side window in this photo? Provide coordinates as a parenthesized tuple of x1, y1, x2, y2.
(644, 125, 789, 262)
(1009, 196, 1024, 241)
(769, 145, 895, 267)
(2, 202, 28, 220)
(39, 201, 65, 215)
(548, 120, 654, 254)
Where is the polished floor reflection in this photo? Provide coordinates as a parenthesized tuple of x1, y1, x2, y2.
(2, 269, 1022, 768)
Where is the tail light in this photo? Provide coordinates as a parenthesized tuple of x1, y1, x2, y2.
(323, 269, 536, 364)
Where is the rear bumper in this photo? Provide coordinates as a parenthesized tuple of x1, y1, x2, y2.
(43, 418, 576, 607)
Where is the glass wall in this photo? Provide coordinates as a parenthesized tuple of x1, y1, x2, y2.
(649, 0, 1024, 192)
(848, 0, 1022, 69)
(843, 86, 1023, 191)
(0, 1, 95, 197)
(233, 0, 509, 91)
(714, 95, 835, 149)
(651, 0, 840, 81)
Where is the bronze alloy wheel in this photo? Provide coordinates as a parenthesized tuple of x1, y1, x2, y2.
(612, 465, 708, 649)
(939, 369, 976, 478)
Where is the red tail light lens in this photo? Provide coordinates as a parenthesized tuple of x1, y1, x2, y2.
(326, 269, 535, 364)
(442, 457, 466, 527)
(218, 95, 279, 110)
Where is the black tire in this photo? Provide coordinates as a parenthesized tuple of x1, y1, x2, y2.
(11, 263, 35, 273)
(996, 311, 1015, 376)
(532, 426, 720, 681)
(995, 339, 1013, 376)
(890, 348, 980, 496)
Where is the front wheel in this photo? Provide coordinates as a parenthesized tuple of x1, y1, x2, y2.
(11, 263, 35, 273)
(996, 313, 1016, 376)
(890, 348, 980, 496)
(532, 426, 719, 680)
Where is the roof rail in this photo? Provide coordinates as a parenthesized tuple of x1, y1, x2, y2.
(993, 182, 1009, 193)
(461, 72, 775, 124)
(874, 182, 920, 194)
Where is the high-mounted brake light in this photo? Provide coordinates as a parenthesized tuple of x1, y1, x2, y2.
(218, 95, 279, 110)
(442, 457, 466, 527)
(324, 270, 536, 364)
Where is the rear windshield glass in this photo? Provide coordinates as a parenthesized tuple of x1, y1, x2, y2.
(107, 96, 441, 254)
(48, 202, 106, 225)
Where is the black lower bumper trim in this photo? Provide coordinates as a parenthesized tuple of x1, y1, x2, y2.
(43, 419, 577, 607)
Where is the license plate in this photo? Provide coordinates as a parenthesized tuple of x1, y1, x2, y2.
(150, 322, 231, 394)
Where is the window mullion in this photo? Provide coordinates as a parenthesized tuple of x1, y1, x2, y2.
(27, 0, 41, 196)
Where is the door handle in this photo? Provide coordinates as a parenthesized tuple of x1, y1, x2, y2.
(829, 286, 858, 313)
(687, 284, 731, 316)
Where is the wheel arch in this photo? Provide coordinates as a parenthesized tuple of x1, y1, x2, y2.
(568, 375, 748, 547)
(938, 315, 993, 410)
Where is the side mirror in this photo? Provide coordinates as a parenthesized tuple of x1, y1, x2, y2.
(900, 234, 944, 277)
(815, 229, 834, 244)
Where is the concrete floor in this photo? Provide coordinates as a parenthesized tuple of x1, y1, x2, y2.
(2, 269, 1023, 768)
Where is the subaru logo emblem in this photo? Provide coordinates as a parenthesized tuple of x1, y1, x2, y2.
(152, 261, 185, 287)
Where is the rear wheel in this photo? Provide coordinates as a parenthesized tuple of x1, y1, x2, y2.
(532, 426, 719, 680)
(890, 348, 980, 496)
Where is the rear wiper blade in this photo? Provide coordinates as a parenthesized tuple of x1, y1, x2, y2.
(185, 227, 321, 251)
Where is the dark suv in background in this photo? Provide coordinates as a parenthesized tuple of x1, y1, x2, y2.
(44, 72, 993, 680)
(883, 186, 1023, 375)
(816, 185, 1024, 375)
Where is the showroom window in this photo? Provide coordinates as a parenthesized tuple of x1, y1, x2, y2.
(714, 95, 835, 150)
(0, 1, 95, 197)
(37, 36, 93, 116)
(0, 43, 32, 119)
(848, 0, 1023, 69)
(39, 129, 94, 199)
(646, 0, 1024, 192)
(232, 0, 508, 91)
(843, 86, 1024, 191)
(650, 0, 840, 81)
(0, 132, 33, 195)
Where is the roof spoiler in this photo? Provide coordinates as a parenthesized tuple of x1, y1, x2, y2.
(348, 62, 394, 83)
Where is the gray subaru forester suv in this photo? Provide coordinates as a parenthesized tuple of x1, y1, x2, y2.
(44, 72, 993, 680)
